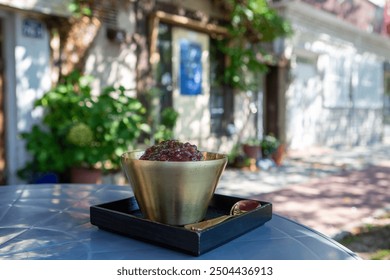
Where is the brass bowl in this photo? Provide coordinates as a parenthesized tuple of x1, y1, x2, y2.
(120, 151, 228, 225)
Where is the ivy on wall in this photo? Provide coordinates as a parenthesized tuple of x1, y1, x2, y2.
(68, 0, 93, 17)
(217, 0, 292, 90)
(66, 0, 292, 92)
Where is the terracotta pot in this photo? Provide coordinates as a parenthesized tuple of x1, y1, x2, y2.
(242, 144, 262, 159)
(70, 167, 102, 184)
(271, 144, 286, 166)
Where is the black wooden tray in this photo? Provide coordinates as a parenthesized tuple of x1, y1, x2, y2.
(90, 194, 272, 256)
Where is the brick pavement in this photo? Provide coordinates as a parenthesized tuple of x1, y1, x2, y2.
(216, 143, 390, 238)
(252, 164, 390, 238)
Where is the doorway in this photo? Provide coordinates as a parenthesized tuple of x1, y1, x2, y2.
(264, 64, 288, 144)
(264, 65, 280, 138)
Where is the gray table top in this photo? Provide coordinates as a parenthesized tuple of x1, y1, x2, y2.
(0, 184, 359, 260)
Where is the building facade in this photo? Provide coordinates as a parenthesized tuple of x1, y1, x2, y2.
(0, 0, 70, 184)
(276, 0, 390, 149)
(1, 0, 389, 184)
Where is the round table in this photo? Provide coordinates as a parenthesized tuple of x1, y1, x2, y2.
(0, 184, 359, 260)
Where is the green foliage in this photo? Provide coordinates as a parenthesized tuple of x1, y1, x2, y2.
(67, 123, 94, 146)
(68, 0, 92, 17)
(260, 134, 280, 157)
(227, 143, 241, 165)
(19, 126, 72, 180)
(243, 138, 262, 146)
(370, 249, 390, 260)
(18, 71, 149, 180)
(142, 88, 179, 144)
(153, 107, 179, 143)
(221, 0, 293, 90)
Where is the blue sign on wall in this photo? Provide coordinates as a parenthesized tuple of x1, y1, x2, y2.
(22, 19, 44, 39)
(179, 40, 202, 95)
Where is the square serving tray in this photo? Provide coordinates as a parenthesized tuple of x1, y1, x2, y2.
(90, 193, 272, 256)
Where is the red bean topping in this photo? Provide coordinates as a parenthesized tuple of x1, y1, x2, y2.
(140, 140, 204, 161)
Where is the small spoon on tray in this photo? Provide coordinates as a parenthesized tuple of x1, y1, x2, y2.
(184, 199, 261, 231)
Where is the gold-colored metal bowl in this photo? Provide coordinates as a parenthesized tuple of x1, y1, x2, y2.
(120, 151, 228, 225)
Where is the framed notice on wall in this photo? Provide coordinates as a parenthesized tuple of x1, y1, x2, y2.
(172, 28, 209, 96)
(22, 19, 44, 39)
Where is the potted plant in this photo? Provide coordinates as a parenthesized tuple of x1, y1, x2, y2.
(242, 138, 262, 159)
(272, 143, 286, 166)
(18, 70, 150, 183)
(260, 134, 285, 166)
(260, 135, 280, 158)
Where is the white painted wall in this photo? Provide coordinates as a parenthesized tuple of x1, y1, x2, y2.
(84, 5, 137, 93)
(0, 0, 71, 17)
(287, 52, 322, 149)
(282, 1, 390, 149)
(5, 13, 51, 184)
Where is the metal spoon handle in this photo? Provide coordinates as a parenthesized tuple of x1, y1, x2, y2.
(184, 215, 232, 231)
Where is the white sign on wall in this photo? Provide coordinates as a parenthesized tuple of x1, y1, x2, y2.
(22, 19, 43, 38)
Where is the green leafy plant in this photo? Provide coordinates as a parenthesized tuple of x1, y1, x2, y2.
(260, 134, 280, 157)
(227, 143, 241, 164)
(243, 138, 262, 147)
(18, 70, 149, 181)
(68, 0, 93, 17)
(220, 0, 293, 90)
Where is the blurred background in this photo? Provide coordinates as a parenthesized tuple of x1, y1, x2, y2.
(0, 0, 389, 185)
